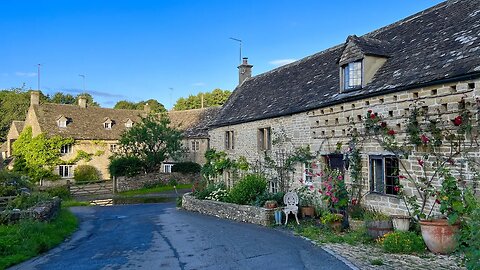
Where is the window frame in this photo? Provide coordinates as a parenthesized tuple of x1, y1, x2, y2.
(303, 163, 313, 186)
(60, 144, 72, 155)
(225, 131, 234, 150)
(109, 144, 117, 152)
(191, 140, 200, 152)
(369, 155, 399, 195)
(104, 122, 112, 129)
(58, 165, 74, 178)
(257, 127, 272, 151)
(343, 61, 363, 91)
(162, 163, 174, 173)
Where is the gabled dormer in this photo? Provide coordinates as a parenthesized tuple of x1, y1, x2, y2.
(339, 35, 390, 92)
(56, 115, 69, 128)
(103, 118, 113, 129)
(125, 118, 134, 128)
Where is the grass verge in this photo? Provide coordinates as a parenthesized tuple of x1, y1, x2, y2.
(118, 184, 192, 196)
(0, 209, 78, 270)
(62, 200, 91, 207)
(290, 220, 372, 245)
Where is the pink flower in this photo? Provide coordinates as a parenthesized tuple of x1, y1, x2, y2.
(367, 109, 372, 113)
(453, 116, 463, 126)
(338, 175, 343, 180)
(311, 162, 317, 169)
(421, 134, 430, 144)
(418, 159, 424, 167)
(332, 197, 339, 204)
(318, 189, 322, 194)
(309, 185, 314, 191)
(370, 113, 376, 119)
(394, 186, 400, 192)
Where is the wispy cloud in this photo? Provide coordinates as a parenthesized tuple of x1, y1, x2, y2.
(15, 72, 37, 77)
(269, 59, 296, 67)
(59, 88, 127, 98)
(192, 82, 206, 87)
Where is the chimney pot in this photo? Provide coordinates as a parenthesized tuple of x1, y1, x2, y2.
(238, 57, 253, 85)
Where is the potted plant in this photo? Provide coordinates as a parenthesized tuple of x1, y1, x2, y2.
(364, 208, 393, 239)
(391, 215, 411, 232)
(264, 200, 278, 209)
(297, 185, 315, 218)
(321, 212, 344, 232)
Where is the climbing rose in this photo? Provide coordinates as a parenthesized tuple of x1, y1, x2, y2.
(351, 199, 358, 205)
(399, 175, 406, 179)
(435, 199, 441, 204)
(380, 122, 387, 128)
(387, 129, 396, 135)
(453, 116, 463, 126)
(367, 109, 372, 113)
(338, 175, 343, 180)
(418, 159, 424, 167)
(421, 134, 430, 144)
(394, 186, 400, 192)
(370, 113, 376, 119)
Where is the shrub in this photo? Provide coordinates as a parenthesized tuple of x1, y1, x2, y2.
(254, 191, 285, 207)
(0, 170, 31, 196)
(459, 191, 480, 270)
(73, 165, 100, 183)
(44, 186, 71, 200)
(6, 192, 52, 210)
(193, 182, 226, 200)
(379, 231, 425, 254)
(108, 156, 143, 177)
(228, 174, 267, 205)
(171, 162, 201, 174)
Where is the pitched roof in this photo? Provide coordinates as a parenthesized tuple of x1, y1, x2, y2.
(12, 121, 25, 133)
(0, 142, 7, 152)
(213, 0, 480, 127)
(169, 107, 221, 138)
(33, 104, 145, 140)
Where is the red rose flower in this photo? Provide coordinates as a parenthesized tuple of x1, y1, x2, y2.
(387, 129, 396, 135)
(394, 186, 400, 192)
(421, 134, 430, 144)
(351, 199, 357, 205)
(453, 116, 462, 126)
(370, 113, 376, 119)
(435, 199, 441, 204)
(367, 109, 372, 113)
(399, 175, 406, 179)
(380, 122, 387, 128)
(418, 159, 424, 167)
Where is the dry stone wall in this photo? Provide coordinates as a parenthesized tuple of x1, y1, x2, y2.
(115, 172, 200, 192)
(182, 193, 274, 226)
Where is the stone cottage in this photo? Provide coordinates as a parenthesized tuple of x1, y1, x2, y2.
(6, 91, 219, 180)
(209, 0, 480, 215)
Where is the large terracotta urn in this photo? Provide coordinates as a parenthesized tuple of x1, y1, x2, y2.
(420, 219, 459, 254)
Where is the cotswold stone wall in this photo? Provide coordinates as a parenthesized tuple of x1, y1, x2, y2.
(1, 197, 61, 224)
(208, 79, 480, 216)
(115, 172, 200, 192)
(182, 193, 274, 226)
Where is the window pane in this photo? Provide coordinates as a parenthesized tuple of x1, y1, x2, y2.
(385, 157, 399, 195)
(370, 157, 384, 193)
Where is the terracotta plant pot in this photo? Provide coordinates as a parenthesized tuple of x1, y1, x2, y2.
(391, 215, 410, 232)
(420, 219, 459, 254)
(264, 201, 278, 209)
(301, 206, 315, 218)
(365, 220, 393, 239)
(330, 221, 342, 232)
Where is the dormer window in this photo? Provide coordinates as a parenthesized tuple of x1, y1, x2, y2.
(343, 61, 362, 90)
(125, 119, 134, 128)
(57, 115, 68, 128)
(103, 118, 113, 129)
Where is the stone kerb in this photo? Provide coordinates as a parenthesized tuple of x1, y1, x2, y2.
(182, 193, 274, 226)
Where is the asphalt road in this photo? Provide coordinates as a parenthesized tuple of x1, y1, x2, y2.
(11, 203, 352, 270)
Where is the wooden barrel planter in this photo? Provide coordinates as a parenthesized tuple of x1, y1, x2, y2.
(365, 220, 393, 238)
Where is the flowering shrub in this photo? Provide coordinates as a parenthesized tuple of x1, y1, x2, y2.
(320, 169, 348, 210)
(205, 187, 229, 202)
(296, 184, 316, 207)
(379, 231, 425, 254)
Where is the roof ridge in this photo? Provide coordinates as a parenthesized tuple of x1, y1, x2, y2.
(41, 102, 143, 113)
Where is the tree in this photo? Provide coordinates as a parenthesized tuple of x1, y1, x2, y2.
(173, 88, 231, 110)
(0, 87, 48, 141)
(49, 92, 99, 107)
(117, 114, 182, 172)
(113, 99, 166, 113)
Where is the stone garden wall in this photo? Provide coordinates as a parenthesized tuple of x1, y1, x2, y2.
(115, 172, 200, 192)
(182, 193, 274, 226)
(1, 197, 61, 224)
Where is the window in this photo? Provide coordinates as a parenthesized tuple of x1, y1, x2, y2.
(58, 165, 74, 178)
(258, 127, 271, 151)
(60, 144, 72, 154)
(109, 144, 117, 152)
(269, 180, 278, 193)
(191, 141, 200, 152)
(104, 122, 112, 129)
(324, 154, 345, 172)
(303, 163, 313, 185)
(162, 163, 174, 173)
(125, 119, 134, 128)
(58, 120, 67, 128)
(343, 61, 362, 90)
(225, 131, 234, 150)
(369, 155, 399, 195)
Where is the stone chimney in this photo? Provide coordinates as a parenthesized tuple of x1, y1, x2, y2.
(144, 103, 151, 113)
(78, 96, 87, 108)
(30, 91, 40, 106)
(238, 57, 253, 85)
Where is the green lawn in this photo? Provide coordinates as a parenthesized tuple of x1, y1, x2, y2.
(0, 209, 78, 270)
(290, 220, 372, 245)
(118, 183, 192, 196)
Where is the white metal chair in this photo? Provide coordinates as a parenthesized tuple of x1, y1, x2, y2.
(283, 192, 299, 225)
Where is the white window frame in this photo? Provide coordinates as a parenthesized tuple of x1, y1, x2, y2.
(258, 127, 272, 151)
(163, 163, 174, 173)
(60, 144, 72, 154)
(303, 163, 313, 186)
(58, 120, 67, 128)
(104, 122, 112, 129)
(58, 165, 74, 178)
(369, 155, 399, 195)
(191, 140, 200, 152)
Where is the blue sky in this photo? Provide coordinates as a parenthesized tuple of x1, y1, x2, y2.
(0, 0, 443, 109)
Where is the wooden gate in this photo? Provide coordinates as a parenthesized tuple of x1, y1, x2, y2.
(69, 180, 113, 198)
